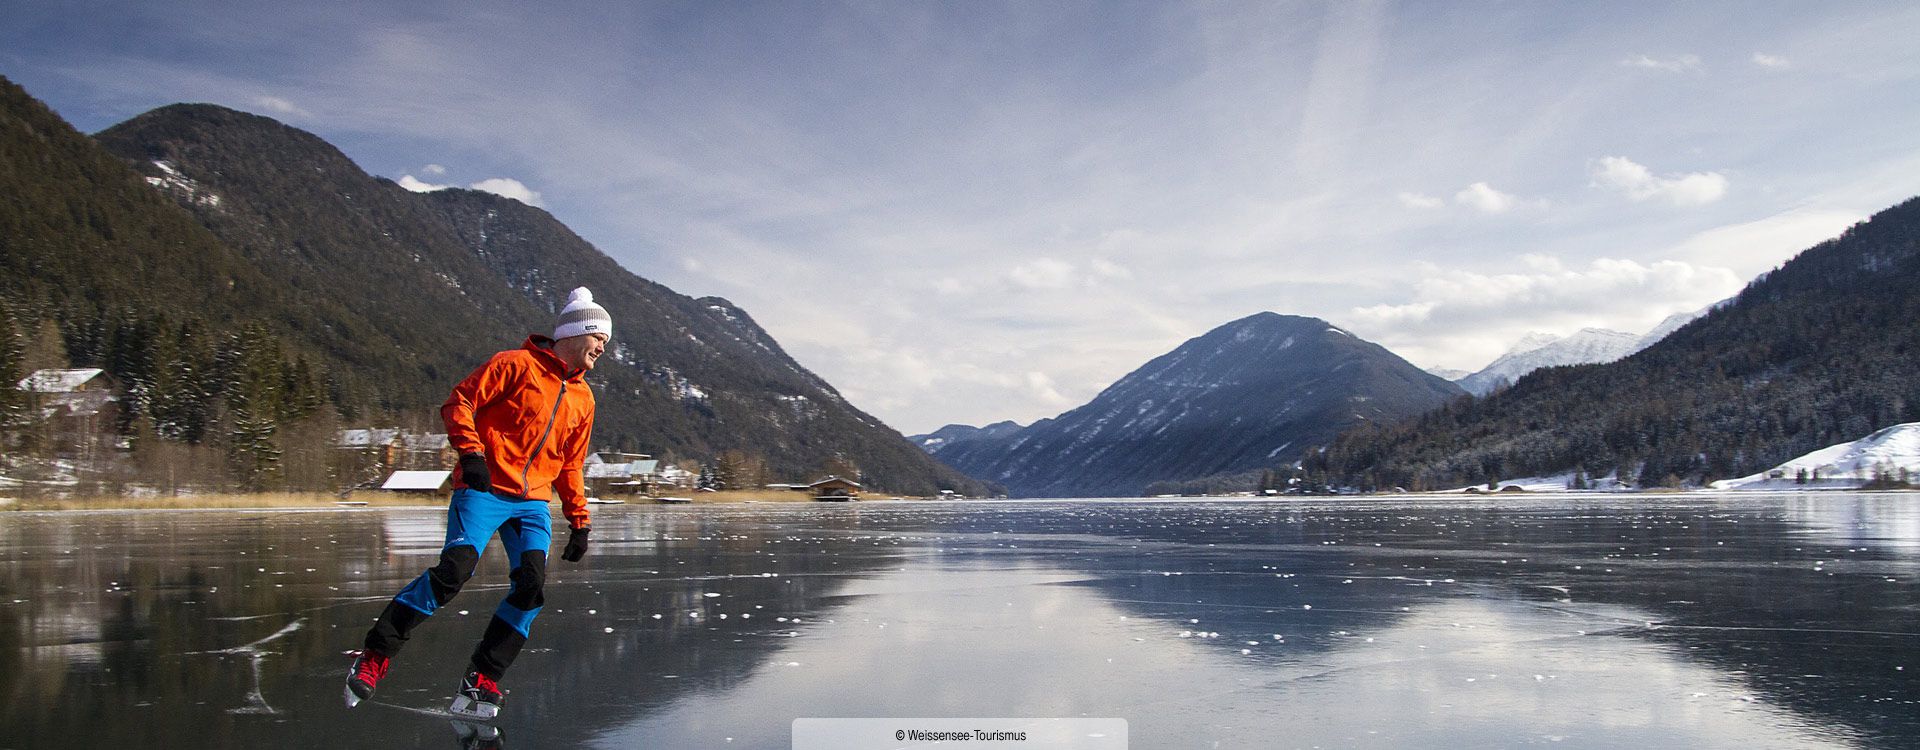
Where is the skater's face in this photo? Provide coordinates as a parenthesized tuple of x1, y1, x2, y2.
(554, 333, 608, 372)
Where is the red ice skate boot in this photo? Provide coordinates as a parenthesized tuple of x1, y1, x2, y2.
(343, 650, 390, 708)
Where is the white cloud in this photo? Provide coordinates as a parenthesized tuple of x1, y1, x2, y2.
(1024, 371, 1072, 407)
(1008, 258, 1078, 290)
(1665, 207, 1863, 277)
(468, 177, 544, 207)
(1454, 182, 1518, 214)
(398, 174, 452, 192)
(1089, 258, 1132, 279)
(1751, 52, 1791, 69)
(1590, 156, 1728, 206)
(1348, 255, 1745, 370)
(423, 163, 448, 175)
(251, 95, 307, 117)
(396, 173, 544, 207)
(1397, 191, 1444, 209)
(932, 277, 967, 295)
(1621, 54, 1702, 72)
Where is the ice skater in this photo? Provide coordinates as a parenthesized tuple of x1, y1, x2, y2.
(345, 287, 611, 719)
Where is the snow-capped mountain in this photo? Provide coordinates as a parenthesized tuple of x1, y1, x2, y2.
(1628, 306, 1713, 355)
(929, 313, 1465, 497)
(1454, 306, 1718, 397)
(1456, 328, 1641, 396)
(1713, 423, 1920, 490)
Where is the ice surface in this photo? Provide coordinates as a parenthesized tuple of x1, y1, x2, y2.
(5, 496, 1919, 748)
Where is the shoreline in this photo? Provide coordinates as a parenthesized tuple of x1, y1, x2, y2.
(0, 488, 936, 512)
(3, 485, 1913, 512)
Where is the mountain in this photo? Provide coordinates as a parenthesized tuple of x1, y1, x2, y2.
(0, 78, 983, 495)
(0, 80, 286, 353)
(1712, 422, 1920, 490)
(1453, 304, 1718, 397)
(1456, 328, 1641, 396)
(929, 313, 1466, 497)
(1312, 197, 1920, 490)
(1628, 306, 1712, 354)
(910, 420, 1024, 452)
(1423, 366, 1471, 382)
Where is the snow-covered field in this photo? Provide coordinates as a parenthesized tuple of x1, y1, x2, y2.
(1714, 422, 1920, 490)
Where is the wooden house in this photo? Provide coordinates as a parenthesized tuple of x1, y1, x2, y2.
(584, 452, 660, 495)
(809, 475, 861, 501)
(16, 369, 122, 460)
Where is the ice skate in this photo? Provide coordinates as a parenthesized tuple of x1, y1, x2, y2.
(450, 718, 505, 749)
(448, 669, 504, 720)
(343, 650, 390, 708)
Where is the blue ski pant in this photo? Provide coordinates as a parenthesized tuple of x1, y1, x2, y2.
(364, 488, 554, 678)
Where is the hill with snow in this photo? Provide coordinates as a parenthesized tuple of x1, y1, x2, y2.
(1712, 423, 1920, 490)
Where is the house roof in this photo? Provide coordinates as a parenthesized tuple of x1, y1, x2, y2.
(585, 459, 662, 479)
(381, 470, 451, 491)
(336, 429, 448, 450)
(397, 433, 449, 450)
(338, 428, 400, 448)
(18, 369, 109, 393)
(587, 451, 654, 465)
(809, 475, 861, 488)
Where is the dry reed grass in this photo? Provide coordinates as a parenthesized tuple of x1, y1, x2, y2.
(2, 491, 444, 512)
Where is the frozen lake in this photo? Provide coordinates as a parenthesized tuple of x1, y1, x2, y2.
(4, 494, 1918, 749)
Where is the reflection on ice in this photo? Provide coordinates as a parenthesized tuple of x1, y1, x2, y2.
(1, 495, 1916, 749)
(594, 554, 1864, 750)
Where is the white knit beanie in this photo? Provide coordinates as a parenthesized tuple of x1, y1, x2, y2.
(553, 287, 613, 340)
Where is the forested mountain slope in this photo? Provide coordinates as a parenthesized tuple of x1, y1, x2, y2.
(1, 77, 982, 494)
(1310, 198, 1920, 490)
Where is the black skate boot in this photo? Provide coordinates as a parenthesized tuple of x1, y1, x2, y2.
(448, 669, 504, 720)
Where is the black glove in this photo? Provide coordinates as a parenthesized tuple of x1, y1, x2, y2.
(458, 452, 491, 493)
(561, 526, 590, 562)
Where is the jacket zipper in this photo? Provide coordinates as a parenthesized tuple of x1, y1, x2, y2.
(521, 380, 568, 498)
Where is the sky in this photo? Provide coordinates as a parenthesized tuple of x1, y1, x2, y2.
(5, 1, 1919, 434)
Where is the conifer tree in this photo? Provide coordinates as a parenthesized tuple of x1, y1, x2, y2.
(0, 302, 24, 425)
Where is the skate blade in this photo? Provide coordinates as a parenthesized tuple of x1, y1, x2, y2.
(450, 720, 501, 741)
(448, 695, 499, 720)
(344, 683, 365, 708)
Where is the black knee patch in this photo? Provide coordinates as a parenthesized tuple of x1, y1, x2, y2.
(504, 551, 547, 611)
(472, 615, 525, 679)
(426, 545, 481, 606)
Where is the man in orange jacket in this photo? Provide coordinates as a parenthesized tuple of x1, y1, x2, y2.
(345, 287, 610, 719)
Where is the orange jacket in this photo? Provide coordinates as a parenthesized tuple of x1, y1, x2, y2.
(442, 335, 596, 529)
